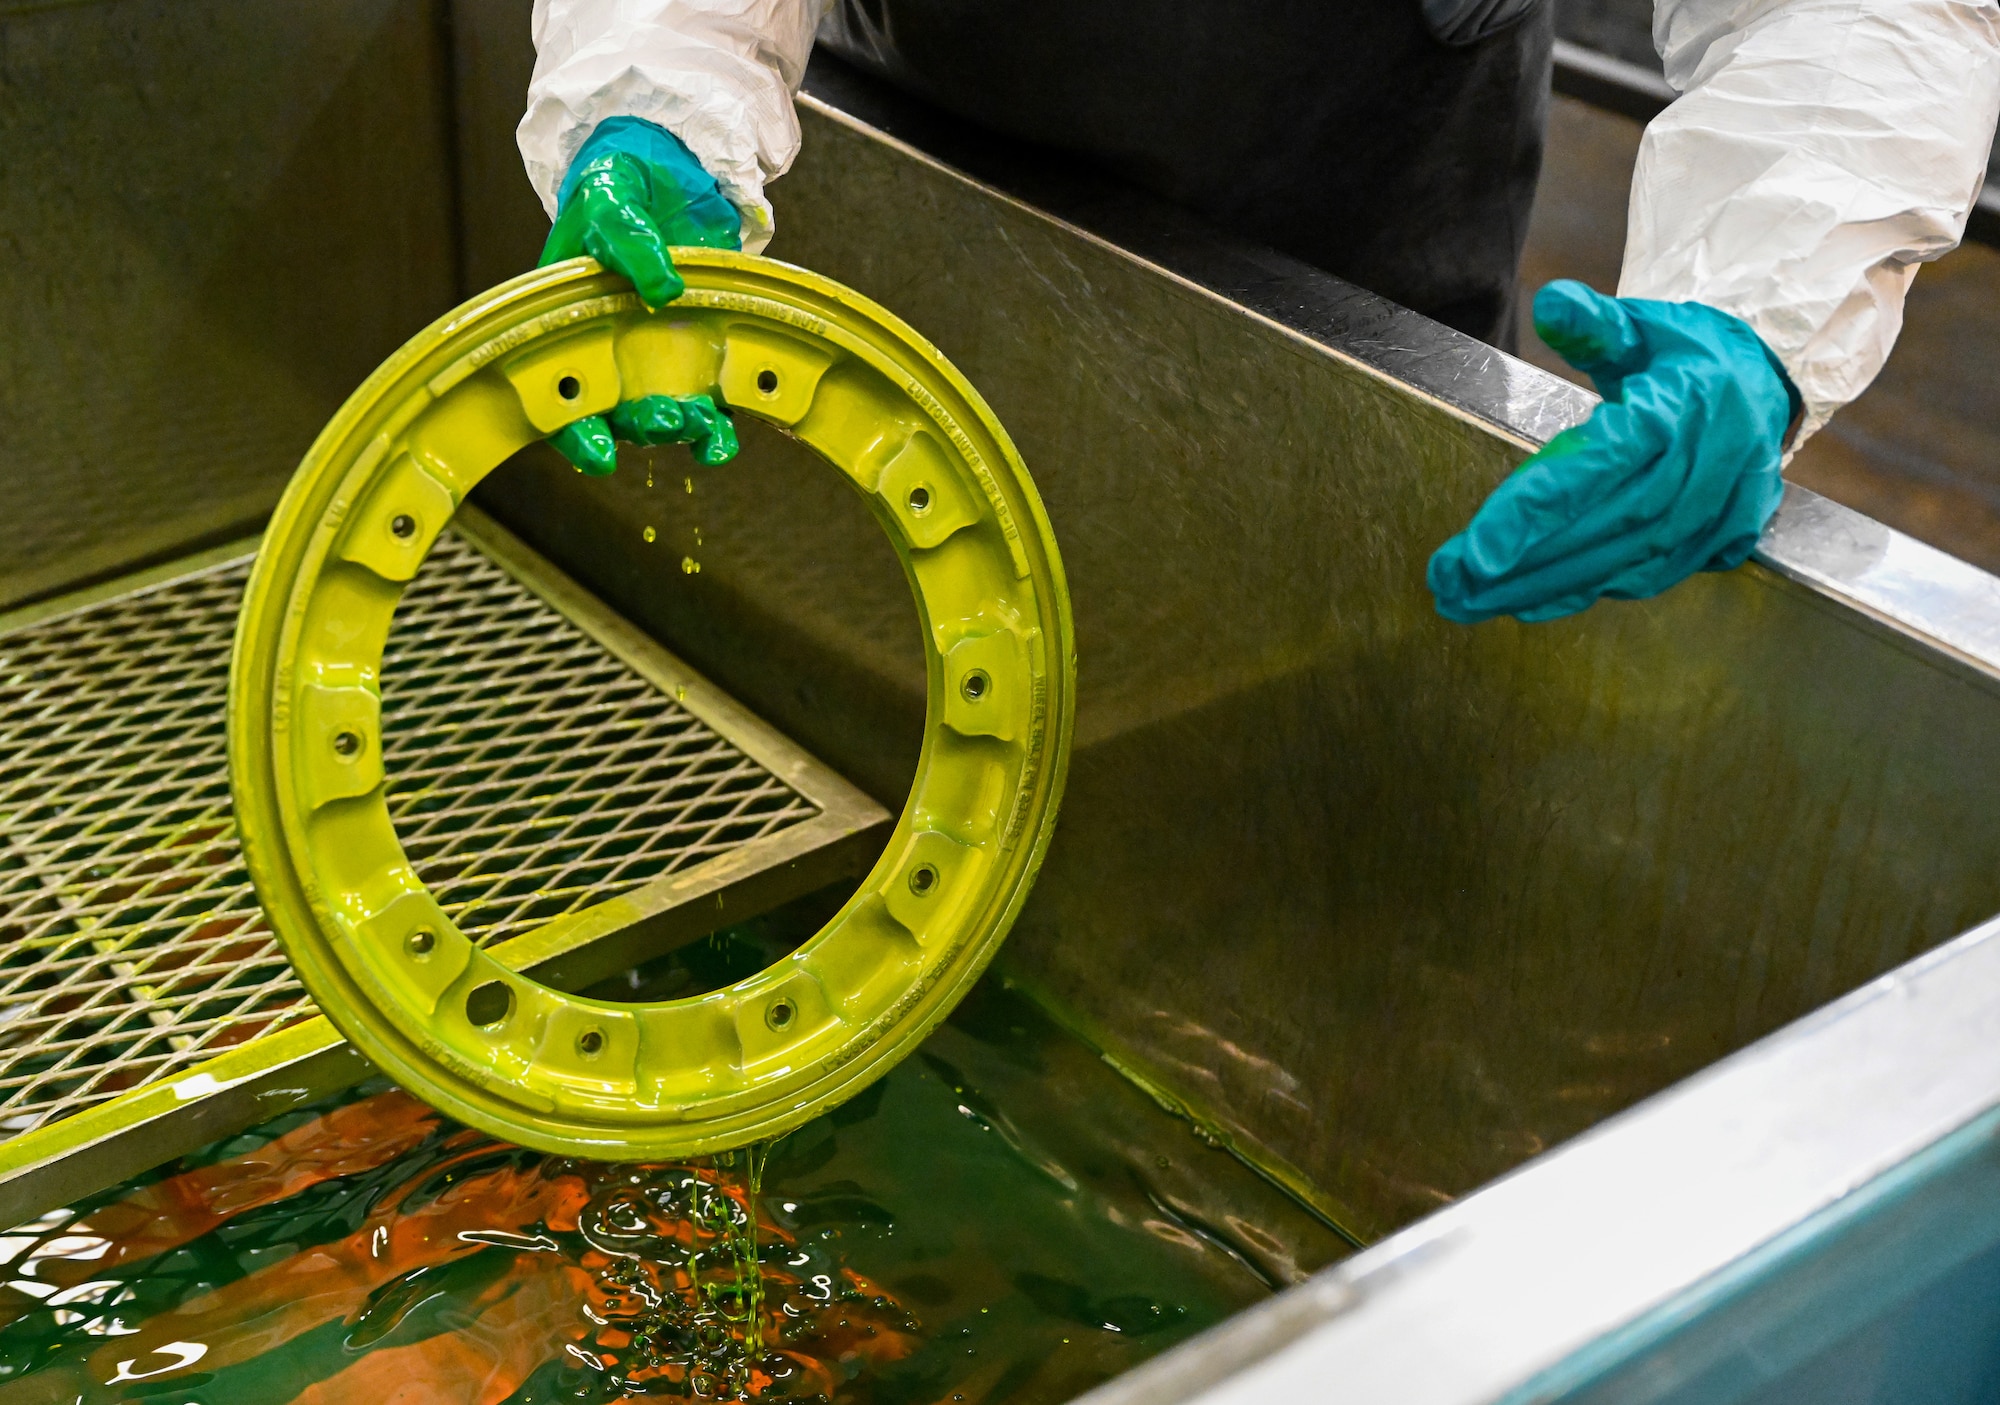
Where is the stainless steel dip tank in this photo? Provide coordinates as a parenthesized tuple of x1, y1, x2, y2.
(8, 5, 2000, 1398)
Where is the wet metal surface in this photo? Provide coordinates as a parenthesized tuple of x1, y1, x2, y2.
(0, 0, 459, 612)
(1078, 908, 2000, 1405)
(469, 73, 2000, 1242)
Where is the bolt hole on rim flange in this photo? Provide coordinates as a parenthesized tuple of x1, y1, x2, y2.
(466, 981, 514, 1030)
(228, 250, 1074, 1159)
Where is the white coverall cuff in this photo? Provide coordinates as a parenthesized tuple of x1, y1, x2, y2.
(519, 0, 836, 256)
(1619, 0, 2000, 451)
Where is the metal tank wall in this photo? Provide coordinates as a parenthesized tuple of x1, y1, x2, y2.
(0, 0, 462, 611)
(15, 0, 2000, 1257)
(453, 38, 2000, 1242)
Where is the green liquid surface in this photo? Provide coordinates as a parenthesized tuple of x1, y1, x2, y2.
(0, 916, 1348, 1403)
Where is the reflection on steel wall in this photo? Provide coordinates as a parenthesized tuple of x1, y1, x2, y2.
(0, 0, 460, 609)
(474, 85, 2000, 1243)
(448, 0, 548, 292)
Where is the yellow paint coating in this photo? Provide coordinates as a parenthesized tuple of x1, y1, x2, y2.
(228, 251, 1075, 1158)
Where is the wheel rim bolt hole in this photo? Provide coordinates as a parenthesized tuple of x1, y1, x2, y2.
(406, 929, 435, 959)
(961, 670, 990, 703)
(466, 981, 513, 1030)
(756, 368, 779, 395)
(557, 375, 581, 401)
(390, 513, 417, 541)
(907, 484, 932, 516)
(577, 1028, 606, 1057)
(909, 863, 939, 897)
(332, 730, 362, 758)
(766, 999, 795, 1032)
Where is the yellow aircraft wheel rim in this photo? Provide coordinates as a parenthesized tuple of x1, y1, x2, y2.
(228, 251, 1075, 1158)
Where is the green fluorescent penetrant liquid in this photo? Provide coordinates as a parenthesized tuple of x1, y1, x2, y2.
(0, 928, 1349, 1403)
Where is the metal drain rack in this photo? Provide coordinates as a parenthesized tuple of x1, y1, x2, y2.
(0, 506, 888, 1224)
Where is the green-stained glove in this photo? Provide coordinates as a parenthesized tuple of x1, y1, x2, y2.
(538, 116, 743, 476)
(1427, 281, 1801, 624)
(549, 394, 740, 477)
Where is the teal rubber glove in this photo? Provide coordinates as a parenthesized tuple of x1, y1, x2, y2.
(538, 116, 743, 476)
(1427, 281, 1802, 624)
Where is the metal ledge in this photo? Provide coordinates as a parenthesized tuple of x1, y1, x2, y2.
(1550, 37, 1676, 123)
(797, 57, 1597, 449)
(1078, 910, 2000, 1405)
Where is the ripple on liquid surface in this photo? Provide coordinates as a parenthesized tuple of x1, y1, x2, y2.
(0, 962, 1350, 1403)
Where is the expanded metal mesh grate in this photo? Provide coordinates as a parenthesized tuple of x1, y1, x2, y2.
(0, 535, 818, 1138)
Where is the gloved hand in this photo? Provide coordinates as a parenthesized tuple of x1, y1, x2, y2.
(538, 116, 743, 476)
(1427, 281, 1801, 624)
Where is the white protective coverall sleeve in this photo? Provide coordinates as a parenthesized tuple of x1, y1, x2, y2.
(519, 0, 835, 254)
(1622, 0, 2000, 447)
